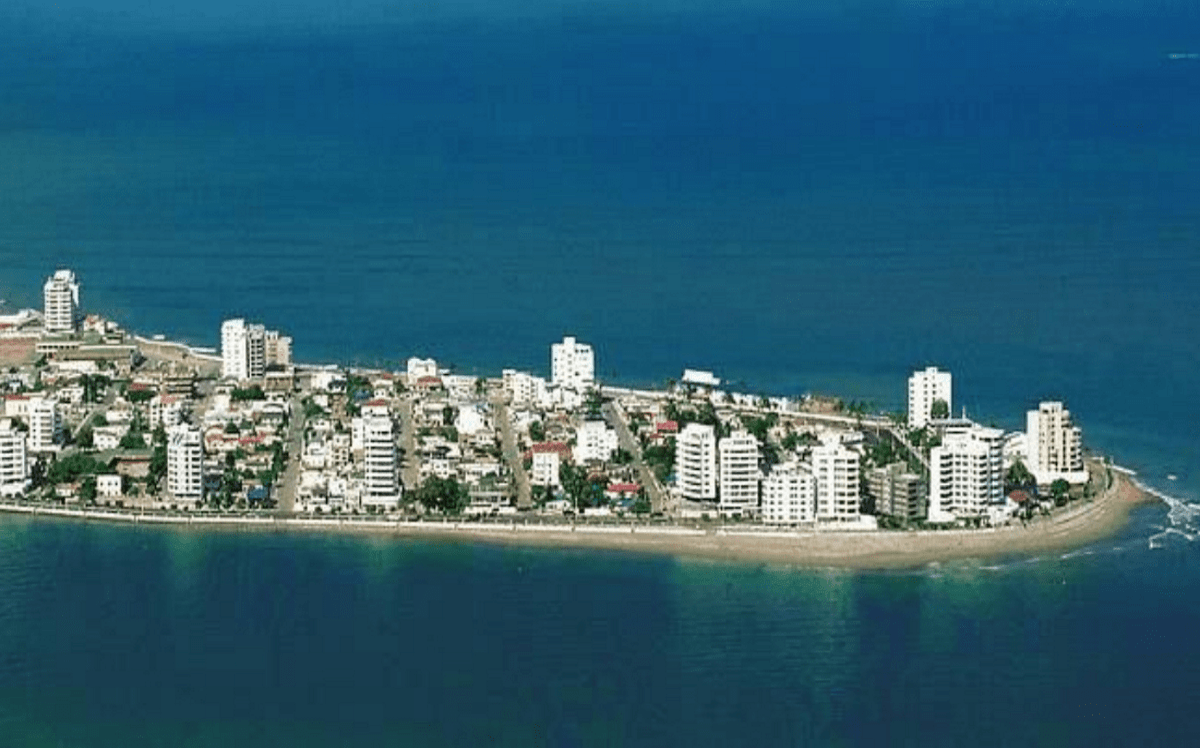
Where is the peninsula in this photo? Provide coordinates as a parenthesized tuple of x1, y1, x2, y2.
(0, 268, 1159, 567)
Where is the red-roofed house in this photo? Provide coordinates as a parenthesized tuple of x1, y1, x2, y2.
(605, 482, 641, 501)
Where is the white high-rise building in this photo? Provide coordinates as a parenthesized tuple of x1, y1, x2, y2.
(551, 336, 595, 391)
(908, 366, 952, 429)
(26, 397, 60, 453)
(928, 423, 1005, 523)
(718, 430, 760, 516)
(167, 424, 203, 503)
(221, 319, 250, 380)
(574, 420, 618, 464)
(762, 461, 816, 525)
(222, 319, 274, 380)
(1026, 401, 1088, 485)
(361, 415, 399, 508)
(503, 369, 550, 409)
(812, 436, 861, 521)
(0, 421, 29, 496)
(43, 269, 81, 334)
(676, 423, 716, 501)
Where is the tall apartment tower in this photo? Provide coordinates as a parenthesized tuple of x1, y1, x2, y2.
(43, 269, 81, 333)
(167, 425, 204, 504)
(26, 397, 60, 453)
(676, 423, 717, 501)
(928, 423, 1004, 523)
(1026, 401, 1087, 485)
(0, 421, 29, 495)
(718, 430, 760, 516)
(908, 366, 952, 429)
(361, 415, 400, 509)
(551, 336, 595, 391)
(812, 436, 861, 522)
(221, 319, 269, 380)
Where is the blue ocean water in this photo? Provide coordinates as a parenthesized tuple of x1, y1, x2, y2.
(1, 2, 1200, 743)
(2, 507, 1200, 747)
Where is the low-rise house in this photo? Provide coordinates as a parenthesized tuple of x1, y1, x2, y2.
(97, 474, 122, 498)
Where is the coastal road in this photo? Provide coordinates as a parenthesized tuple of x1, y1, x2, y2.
(492, 396, 532, 508)
(602, 400, 671, 515)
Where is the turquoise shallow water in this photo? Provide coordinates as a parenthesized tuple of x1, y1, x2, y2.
(2, 2, 1200, 743)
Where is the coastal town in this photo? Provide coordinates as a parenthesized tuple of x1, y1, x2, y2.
(0, 268, 1125, 555)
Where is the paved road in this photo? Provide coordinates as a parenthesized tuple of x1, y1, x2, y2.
(275, 397, 305, 513)
(397, 395, 419, 492)
(491, 396, 532, 508)
(602, 401, 671, 514)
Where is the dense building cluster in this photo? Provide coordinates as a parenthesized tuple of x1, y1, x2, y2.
(0, 267, 1096, 530)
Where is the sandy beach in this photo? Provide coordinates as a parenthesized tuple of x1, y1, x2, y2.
(0, 463, 1158, 570)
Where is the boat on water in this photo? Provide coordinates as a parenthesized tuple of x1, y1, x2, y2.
(1168, 475, 1178, 481)
(1167, 52, 1199, 60)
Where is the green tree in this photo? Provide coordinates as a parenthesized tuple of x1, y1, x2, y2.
(76, 424, 94, 449)
(528, 421, 545, 442)
(930, 398, 950, 420)
(80, 476, 97, 505)
(1005, 459, 1035, 490)
(119, 432, 146, 450)
(153, 423, 167, 446)
(91, 413, 108, 428)
(1049, 478, 1071, 507)
(416, 476, 471, 515)
(148, 445, 167, 490)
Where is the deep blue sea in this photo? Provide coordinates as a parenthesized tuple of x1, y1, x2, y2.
(1, 1, 1199, 744)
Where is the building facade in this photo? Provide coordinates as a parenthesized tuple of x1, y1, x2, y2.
(718, 430, 760, 516)
(0, 421, 28, 496)
(1026, 401, 1087, 485)
(866, 462, 926, 521)
(221, 318, 280, 381)
(574, 419, 618, 464)
(43, 269, 81, 334)
(928, 423, 1004, 523)
(761, 461, 816, 525)
(167, 424, 203, 503)
(676, 423, 717, 501)
(812, 436, 861, 521)
(908, 366, 952, 429)
(26, 397, 60, 453)
(361, 415, 399, 508)
(550, 336, 594, 392)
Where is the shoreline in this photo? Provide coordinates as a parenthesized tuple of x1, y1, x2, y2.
(0, 468, 1161, 569)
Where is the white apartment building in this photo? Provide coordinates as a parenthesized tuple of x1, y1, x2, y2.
(167, 424, 203, 503)
(221, 318, 275, 380)
(43, 269, 81, 334)
(149, 395, 186, 429)
(812, 436, 861, 522)
(928, 423, 1005, 523)
(503, 369, 550, 409)
(762, 461, 816, 525)
(908, 366, 952, 429)
(531, 447, 562, 488)
(718, 430, 760, 517)
(676, 423, 717, 501)
(551, 336, 594, 392)
(0, 421, 28, 496)
(574, 419, 618, 464)
(26, 397, 60, 453)
(361, 415, 400, 508)
(407, 357, 438, 381)
(221, 319, 250, 380)
(1026, 401, 1087, 485)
